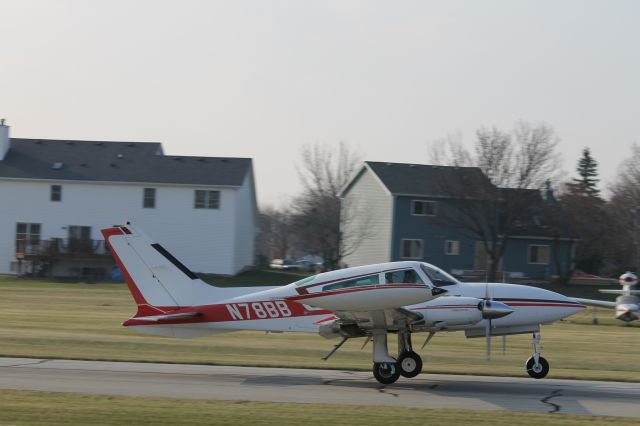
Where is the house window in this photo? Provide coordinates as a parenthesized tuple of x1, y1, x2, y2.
(401, 239, 423, 259)
(412, 200, 436, 216)
(50, 185, 62, 202)
(15, 223, 41, 255)
(528, 245, 549, 265)
(445, 240, 460, 255)
(194, 190, 220, 209)
(143, 188, 156, 208)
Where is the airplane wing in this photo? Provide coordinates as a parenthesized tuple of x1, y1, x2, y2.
(129, 311, 203, 322)
(328, 308, 424, 332)
(571, 298, 616, 309)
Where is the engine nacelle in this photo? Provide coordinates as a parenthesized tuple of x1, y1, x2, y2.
(420, 297, 484, 327)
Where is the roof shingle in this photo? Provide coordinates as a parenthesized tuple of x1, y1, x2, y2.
(0, 138, 251, 186)
(365, 161, 491, 197)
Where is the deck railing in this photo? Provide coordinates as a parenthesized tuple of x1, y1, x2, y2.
(15, 239, 111, 258)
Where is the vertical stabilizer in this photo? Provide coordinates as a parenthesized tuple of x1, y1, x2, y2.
(102, 224, 222, 309)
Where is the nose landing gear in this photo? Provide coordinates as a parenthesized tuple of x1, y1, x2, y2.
(525, 331, 549, 379)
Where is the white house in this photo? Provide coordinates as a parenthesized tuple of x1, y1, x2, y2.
(0, 121, 258, 278)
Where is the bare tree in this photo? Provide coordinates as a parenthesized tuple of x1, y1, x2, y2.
(291, 142, 370, 270)
(429, 121, 562, 281)
(255, 206, 294, 265)
(608, 143, 640, 272)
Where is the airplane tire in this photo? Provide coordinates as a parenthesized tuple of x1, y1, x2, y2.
(373, 362, 400, 385)
(398, 351, 423, 378)
(525, 356, 549, 379)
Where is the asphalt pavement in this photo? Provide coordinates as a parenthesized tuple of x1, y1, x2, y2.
(0, 357, 638, 418)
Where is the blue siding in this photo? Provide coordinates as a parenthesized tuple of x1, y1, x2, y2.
(392, 196, 477, 271)
(391, 196, 574, 279)
(501, 238, 573, 279)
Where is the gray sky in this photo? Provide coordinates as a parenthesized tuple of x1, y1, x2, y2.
(1, 0, 638, 206)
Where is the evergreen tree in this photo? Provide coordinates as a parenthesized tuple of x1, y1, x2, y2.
(569, 148, 600, 197)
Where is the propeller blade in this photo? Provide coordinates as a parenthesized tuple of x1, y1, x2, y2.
(485, 319, 491, 360)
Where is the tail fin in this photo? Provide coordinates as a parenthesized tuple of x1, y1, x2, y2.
(102, 223, 221, 311)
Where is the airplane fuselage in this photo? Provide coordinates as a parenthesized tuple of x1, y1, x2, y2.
(123, 264, 584, 339)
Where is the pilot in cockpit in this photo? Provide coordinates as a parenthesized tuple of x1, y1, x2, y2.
(403, 269, 418, 283)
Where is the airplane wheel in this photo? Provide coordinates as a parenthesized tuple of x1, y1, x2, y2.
(525, 356, 549, 379)
(373, 362, 400, 385)
(398, 351, 423, 378)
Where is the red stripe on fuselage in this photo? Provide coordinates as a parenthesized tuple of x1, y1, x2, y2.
(505, 303, 585, 308)
(123, 299, 332, 326)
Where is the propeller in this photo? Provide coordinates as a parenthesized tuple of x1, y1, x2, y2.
(484, 283, 492, 360)
(478, 282, 514, 360)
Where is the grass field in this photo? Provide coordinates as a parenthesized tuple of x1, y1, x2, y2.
(0, 275, 638, 382)
(1, 389, 638, 426)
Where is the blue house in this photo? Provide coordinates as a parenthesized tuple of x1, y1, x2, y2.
(339, 162, 575, 281)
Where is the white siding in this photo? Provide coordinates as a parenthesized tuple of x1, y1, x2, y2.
(341, 167, 393, 267)
(233, 170, 257, 273)
(0, 179, 252, 275)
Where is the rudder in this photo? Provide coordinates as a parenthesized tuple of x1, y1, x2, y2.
(102, 224, 220, 310)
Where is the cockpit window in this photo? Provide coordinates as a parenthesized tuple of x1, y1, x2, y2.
(420, 263, 458, 286)
(384, 269, 425, 285)
(323, 274, 379, 292)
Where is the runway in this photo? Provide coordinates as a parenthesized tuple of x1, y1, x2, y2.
(1, 357, 638, 418)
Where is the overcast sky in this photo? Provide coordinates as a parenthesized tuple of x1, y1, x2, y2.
(1, 0, 638, 206)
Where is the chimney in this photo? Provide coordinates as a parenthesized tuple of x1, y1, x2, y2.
(0, 119, 9, 161)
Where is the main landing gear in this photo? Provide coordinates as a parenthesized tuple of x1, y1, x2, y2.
(525, 331, 549, 379)
(371, 330, 424, 385)
(397, 331, 422, 378)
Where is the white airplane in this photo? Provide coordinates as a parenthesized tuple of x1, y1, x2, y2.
(574, 272, 640, 324)
(102, 223, 585, 385)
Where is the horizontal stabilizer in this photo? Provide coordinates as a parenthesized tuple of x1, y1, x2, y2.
(599, 289, 640, 295)
(132, 312, 202, 322)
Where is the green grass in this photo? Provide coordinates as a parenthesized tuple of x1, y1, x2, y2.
(0, 276, 638, 381)
(1, 390, 637, 426)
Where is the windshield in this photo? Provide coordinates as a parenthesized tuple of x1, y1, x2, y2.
(292, 276, 316, 286)
(420, 263, 458, 286)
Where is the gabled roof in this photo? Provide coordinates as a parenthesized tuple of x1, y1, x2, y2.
(361, 161, 490, 197)
(0, 138, 252, 186)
